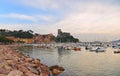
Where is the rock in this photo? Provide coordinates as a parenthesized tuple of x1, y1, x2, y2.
(24, 71, 39, 76)
(6, 60, 16, 66)
(18, 66, 29, 73)
(27, 66, 39, 74)
(25, 58, 33, 62)
(0, 68, 10, 74)
(0, 74, 6, 76)
(7, 70, 24, 76)
(0, 46, 50, 76)
(24, 63, 38, 68)
(52, 68, 63, 75)
(40, 65, 50, 76)
(50, 65, 65, 75)
(3, 64, 12, 70)
(34, 59, 40, 66)
(40, 72, 50, 76)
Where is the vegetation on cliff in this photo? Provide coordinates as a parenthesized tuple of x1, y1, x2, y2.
(0, 29, 34, 38)
(0, 35, 14, 44)
(56, 36, 79, 43)
(0, 29, 79, 43)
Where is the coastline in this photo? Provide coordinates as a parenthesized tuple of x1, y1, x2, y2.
(0, 45, 50, 76)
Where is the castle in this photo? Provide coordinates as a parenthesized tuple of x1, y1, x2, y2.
(56, 29, 79, 42)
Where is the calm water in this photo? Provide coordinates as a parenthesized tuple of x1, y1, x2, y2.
(19, 46, 120, 76)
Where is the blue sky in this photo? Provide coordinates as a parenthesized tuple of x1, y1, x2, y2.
(0, 0, 120, 41)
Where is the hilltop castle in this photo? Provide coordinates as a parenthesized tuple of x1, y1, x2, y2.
(56, 29, 79, 42)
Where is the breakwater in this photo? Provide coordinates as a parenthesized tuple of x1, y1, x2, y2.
(0, 45, 50, 76)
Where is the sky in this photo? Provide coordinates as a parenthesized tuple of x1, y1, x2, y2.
(0, 0, 120, 41)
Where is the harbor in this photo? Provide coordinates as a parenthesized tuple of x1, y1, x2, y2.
(18, 43, 120, 76)
(0, 0, 120, 76)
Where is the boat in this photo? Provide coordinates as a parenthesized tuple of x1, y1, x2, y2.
(74, 47, 81, 51)
(96, 47, 105, 52)
(114, 50, 120, 53)
(65, 46, 73, 50)
(90, 47, 98, 51)
(85, 45, 92, 50)
(90, 47, 105, 52)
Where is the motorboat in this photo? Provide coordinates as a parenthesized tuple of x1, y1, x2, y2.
(90, 47, 105, 52)
(96, 47, 105, 52)
(90, 47, 98, 51)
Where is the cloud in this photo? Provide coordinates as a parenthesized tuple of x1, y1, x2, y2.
(0, 23, 57, 34)
(53, 2, 120, 34)
(0, 13, 56, 23)
(0, 13, 36, 22)
(1, 0, 119, 34)
(0, 0, 120, 41)
(11, 0, 60, 10)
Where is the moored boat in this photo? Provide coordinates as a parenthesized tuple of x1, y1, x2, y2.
(74, 47, 81, 51)
(96, 47, 105, 52)
(114, 50, 120, 53)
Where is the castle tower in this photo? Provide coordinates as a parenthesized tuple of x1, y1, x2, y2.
(58, 29, 62, 37)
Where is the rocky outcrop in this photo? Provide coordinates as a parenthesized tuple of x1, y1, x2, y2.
(0, 45, 50, 76)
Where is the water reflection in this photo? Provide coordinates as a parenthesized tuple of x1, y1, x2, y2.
(18, 46, 33, 56)
(58, 48, 71, 56)
(57, 48, 72, 63)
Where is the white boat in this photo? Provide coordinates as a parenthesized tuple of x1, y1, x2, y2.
(96, 47, 105, 52)
(90, 47, 98, 51)
(90, 47, 105, 52)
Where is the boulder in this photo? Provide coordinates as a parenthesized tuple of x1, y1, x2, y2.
(25, 58, 33, 62)
(34, 59, 41, 66)
(27, 66, 39, 74)
(24, 71, 39, 76)
(49, 65, 64, 75)
(7, 70, 23, 76)
(0, 74, 6, 76)
(40, 72, 50, 76)
(18, 66, 29, 73)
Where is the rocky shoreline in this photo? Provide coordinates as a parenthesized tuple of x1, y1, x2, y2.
(0, 45, 50, 76)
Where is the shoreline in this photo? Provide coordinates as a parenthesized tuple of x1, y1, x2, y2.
(0, 45, 50, 76)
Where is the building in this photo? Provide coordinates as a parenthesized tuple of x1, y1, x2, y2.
(57, 29, 79, 42)
(57, 29, 70, 38)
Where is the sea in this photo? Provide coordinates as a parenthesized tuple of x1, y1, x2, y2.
(18, 45, 120, 76)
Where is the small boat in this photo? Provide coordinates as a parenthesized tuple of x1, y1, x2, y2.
(85, 45, 92, 50)
(90, 47, 97, 51)
(90, 47, 105, 52)
(65, 46, 73, 50)
(114, 50, 120, 53)
(74, 47, 81, 51)
(96, 47, 105, 52)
